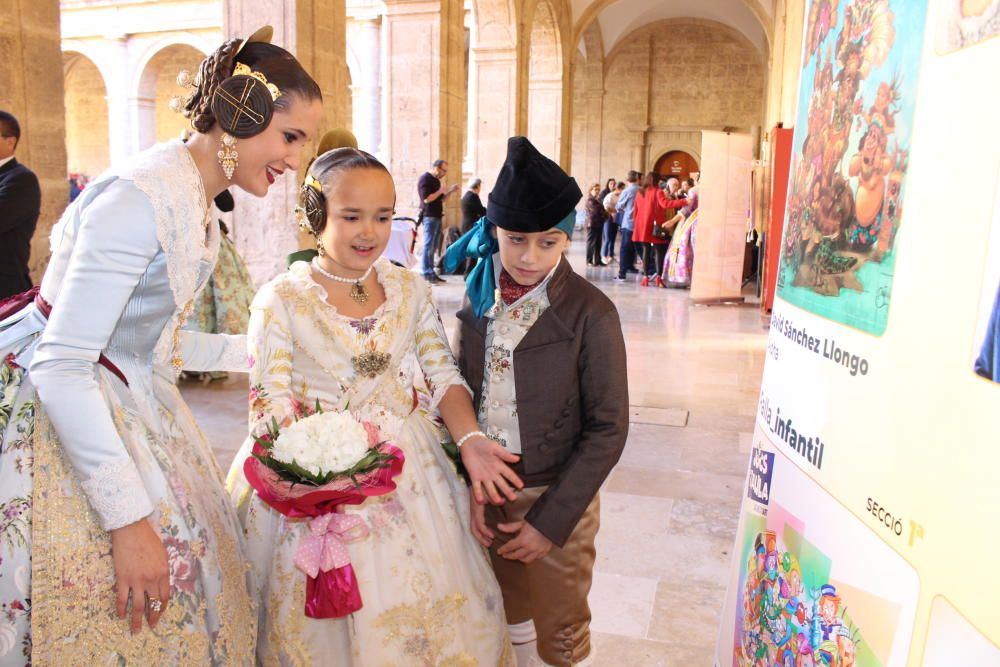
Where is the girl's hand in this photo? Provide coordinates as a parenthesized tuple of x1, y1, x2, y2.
(111, 518, 171, 634)
(460, 436, 523, 505)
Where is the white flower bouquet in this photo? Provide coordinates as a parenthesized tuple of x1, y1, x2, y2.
(244, 400, 404, 618)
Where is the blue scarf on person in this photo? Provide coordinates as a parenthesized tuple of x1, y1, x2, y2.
(443, 212, 576, 317)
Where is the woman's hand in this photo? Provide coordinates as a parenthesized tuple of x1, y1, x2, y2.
(469, 494, 494, 548)
(460, 435, 523, 505)
(111, 518, 171, 635)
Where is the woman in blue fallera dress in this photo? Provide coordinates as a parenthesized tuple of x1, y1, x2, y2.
(0, 29, 322, 665)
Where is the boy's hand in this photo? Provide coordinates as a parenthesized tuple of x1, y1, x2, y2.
(460, 436, 523, 505)
(470, 495, 494, 548)
(496, 521, 552, 563)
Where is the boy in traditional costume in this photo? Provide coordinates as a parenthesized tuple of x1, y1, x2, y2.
(447, 137, 629, 666)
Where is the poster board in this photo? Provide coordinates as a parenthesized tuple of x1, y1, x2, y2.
(691, 131, 752, 302)
(716, 0, 1000, 664)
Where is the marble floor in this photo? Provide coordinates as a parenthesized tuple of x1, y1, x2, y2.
(180, 239, 770, 666)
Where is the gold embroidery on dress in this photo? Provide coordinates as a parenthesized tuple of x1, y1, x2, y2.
(31, 411, 213, 664)
(373, 573, 478, 667)
(209, 508, 258, 664)
(265, 563, 310, 666)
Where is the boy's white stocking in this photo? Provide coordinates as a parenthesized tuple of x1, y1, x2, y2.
(508, 621, 546, 667)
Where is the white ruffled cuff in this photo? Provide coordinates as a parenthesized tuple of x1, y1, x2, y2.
(80, 458, 156, 530)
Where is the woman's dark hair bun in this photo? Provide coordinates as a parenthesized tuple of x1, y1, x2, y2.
(183, 38, 321, 135)
(210, 75, 275, 138)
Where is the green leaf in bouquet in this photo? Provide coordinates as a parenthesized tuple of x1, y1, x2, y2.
(441, 439, 470, 484)
(252, 443, 402, 488)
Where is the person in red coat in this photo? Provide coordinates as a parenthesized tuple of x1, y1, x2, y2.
(631, 171, 687, 287)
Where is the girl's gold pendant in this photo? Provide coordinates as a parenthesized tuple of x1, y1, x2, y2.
(350, 281, 369, 305)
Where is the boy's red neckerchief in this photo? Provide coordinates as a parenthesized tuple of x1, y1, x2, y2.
(499, 269, 542, 306)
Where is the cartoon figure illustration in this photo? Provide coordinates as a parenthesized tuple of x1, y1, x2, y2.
(804, 0, 841, 66)
(735, 530, 875, 667)
(778, 0, 926, 335)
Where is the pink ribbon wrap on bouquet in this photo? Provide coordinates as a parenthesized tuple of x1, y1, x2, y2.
(294, 513, 370, 618)
(243, 427, 405, 620)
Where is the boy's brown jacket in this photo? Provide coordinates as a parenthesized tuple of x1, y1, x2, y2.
(454, 256, 629, 546)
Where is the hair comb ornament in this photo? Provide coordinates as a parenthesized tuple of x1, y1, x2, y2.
(168, 68, 202, 114)
(304, 174, 323, 193)
(237, 25, 274, 56)
(298, 174, 327, 236)
(232, 63, 282, 102)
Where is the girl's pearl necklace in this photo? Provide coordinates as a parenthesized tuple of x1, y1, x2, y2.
(311, 257, 375, 304)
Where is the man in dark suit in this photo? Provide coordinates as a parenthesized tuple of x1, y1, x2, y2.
(0, 111, 41, 300)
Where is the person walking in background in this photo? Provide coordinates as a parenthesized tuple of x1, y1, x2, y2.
(632, 171, 687, 287)
(613, 171, 640, 282)
(602, 181, 625, 264)
(585, 182, 608, 266)
(0, 110, 41, 300)
(461, 177, 487, 234)
(417, 158, 459, 284)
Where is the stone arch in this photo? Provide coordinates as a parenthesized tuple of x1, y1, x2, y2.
(572, 0, 773, 54)
(129, 33, 214, 97)
(63, 51, 110, 179)
(524, 0, 564, 162)
(604, 17, 763, 79)
(134, 41, 208, 150)
(592, 18, 764, 183)
(470, 0, 518, 47)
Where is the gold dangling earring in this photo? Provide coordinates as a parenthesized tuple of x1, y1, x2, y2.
(316, 238, 326, 256)
(218, 133, 238, 180)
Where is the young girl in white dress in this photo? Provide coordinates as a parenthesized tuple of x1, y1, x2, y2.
(227, 148, 517, 666)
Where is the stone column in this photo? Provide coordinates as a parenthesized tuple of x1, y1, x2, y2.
(0, 0, 69, 280)
(381, 0, 465, 223)
(577, 88, 604, 186)
(349, 16, 382, 156)
(468, 44, 520, 193)
(131, 95, 158, 152)
(105, 36, 136, 165)
(627, 129, 649, 173)
(222, 0, 350, 285)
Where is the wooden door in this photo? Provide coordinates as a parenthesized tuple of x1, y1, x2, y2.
(653, 150, 700, 182)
